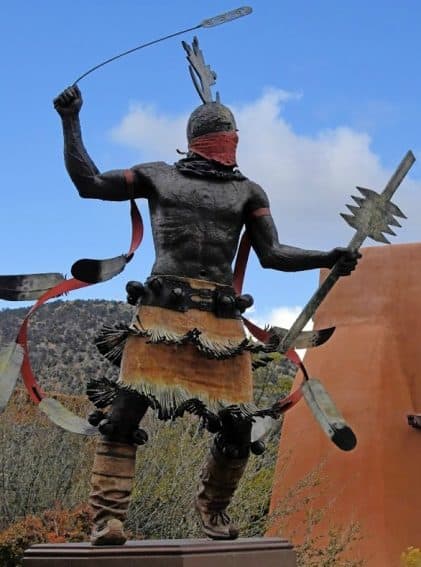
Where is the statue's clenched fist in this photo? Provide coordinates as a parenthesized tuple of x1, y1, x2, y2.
(326, 247, 361, 276)
(53, 85, 83, 117)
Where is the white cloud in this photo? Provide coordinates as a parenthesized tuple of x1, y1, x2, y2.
(250, 304, 312, 359)
(252, 305, 311, 331)
(111, 102, 188, 161)
(111, 89, 421, 248)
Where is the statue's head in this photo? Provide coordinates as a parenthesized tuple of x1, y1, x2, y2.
(187, 102, 237, 141)
(183, 37, 238, 166)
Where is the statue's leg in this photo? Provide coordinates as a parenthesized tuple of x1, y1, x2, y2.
(195, 406, 253, 540)
(88, 390, 149, 546)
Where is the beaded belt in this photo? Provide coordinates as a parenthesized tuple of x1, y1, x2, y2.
(126, 276, 253, 319)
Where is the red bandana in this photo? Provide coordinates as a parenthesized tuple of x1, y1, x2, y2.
(188, 131, 238, 167)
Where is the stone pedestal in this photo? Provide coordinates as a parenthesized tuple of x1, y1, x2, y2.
(23, 537, 296, 566)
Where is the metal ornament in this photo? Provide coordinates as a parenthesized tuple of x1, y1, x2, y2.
(0, 273, 64, 412)
(201, 7, 252, 28)
(0, 277, 93, 433)
(73, 6, 252, 85)
(269, 325, 335, 350)
(38, 398, 97, 435)
(302, 379, 357, 451)
(0, 343, 24, 412)
(0, 273, 64, 301)
(71, 199, 143, 284)
(182, 36, 217, 104)
(71, 255, 128, 284)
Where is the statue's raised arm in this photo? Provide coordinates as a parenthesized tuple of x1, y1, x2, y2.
(54, 85, 154, 201)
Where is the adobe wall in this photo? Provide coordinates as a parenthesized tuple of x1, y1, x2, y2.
(268, 243, 421, 565)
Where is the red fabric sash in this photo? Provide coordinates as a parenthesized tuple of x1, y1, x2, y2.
(233, 209, 307, 414)
(189, 131, 238, 166)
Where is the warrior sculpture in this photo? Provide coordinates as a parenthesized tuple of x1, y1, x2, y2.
(52, 37, 359, 545)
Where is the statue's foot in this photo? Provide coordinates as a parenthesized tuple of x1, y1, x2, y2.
(91, 519, 127, 546)
(195, 504, 239, 540)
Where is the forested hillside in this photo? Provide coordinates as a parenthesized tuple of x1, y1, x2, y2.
(0, 300, 133, 394)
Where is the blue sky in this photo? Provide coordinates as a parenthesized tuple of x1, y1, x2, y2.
(1, 0, 420, 326)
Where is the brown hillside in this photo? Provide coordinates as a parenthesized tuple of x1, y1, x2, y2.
(0, 299, 133, 395)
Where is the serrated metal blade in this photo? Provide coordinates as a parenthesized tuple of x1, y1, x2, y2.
(356, 186, 377, 198)
(386, 200, 407, 219)
(201, 6, 253, 28)
(370, 232, 390, 244)
(387, 217, 402, 228)
(345, 204, 360, 215)
(340, 213, 359, 230)
(382, 226, 396, 236)
(351, 195, 365, 206)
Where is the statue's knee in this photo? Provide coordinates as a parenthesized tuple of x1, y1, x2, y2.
(88, 390, 149, 445)
(214, 406, 253, 459)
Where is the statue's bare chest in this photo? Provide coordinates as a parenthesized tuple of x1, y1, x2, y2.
(152, 175, 248, 223)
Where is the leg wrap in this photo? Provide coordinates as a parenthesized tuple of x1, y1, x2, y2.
(89, 439, 136, 545)
(195, 442, 248, 540)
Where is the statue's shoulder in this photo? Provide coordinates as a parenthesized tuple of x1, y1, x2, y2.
(128, 162, 175, 193)
(241, 178, 267, 197)
(132, 161, 173, 178)
(241, 178, 270, 210)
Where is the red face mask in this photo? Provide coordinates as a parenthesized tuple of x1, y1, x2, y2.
(188, 131, 239, 167)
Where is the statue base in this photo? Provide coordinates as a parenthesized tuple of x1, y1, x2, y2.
(23, 537, 296, 566)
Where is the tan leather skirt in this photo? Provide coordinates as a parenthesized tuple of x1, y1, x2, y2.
(119, 278, 254, 414)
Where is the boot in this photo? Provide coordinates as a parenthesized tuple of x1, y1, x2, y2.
(195, 444, 248, 540)
(89, 439, 136, 545)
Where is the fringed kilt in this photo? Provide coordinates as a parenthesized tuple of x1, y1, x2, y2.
(120, 304, 254, 414)
(96, 278, 257, 417)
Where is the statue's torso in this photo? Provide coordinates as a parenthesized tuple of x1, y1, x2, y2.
(137, 163, 253, 285)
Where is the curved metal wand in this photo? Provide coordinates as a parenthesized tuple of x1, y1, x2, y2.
(73, 6, 252, 85)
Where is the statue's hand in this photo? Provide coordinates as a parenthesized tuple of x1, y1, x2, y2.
(326, 247, 361, 276)
(53, 85, 83, 117)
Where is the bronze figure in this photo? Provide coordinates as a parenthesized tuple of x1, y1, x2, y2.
(53, 36, 359, 545)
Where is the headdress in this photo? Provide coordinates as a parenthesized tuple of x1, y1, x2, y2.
(182, 37, 238, 167)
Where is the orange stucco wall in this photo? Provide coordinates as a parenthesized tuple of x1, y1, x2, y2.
(268, 243, 421, 566)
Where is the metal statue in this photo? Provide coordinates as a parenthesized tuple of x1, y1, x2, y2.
(50, 36, 360, 545)
(0, 30, 414, 547)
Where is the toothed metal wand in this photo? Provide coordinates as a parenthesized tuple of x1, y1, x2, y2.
(279, 150, 416, 355)
(72, 6, 253, 85)
(253, 150, 416, 452)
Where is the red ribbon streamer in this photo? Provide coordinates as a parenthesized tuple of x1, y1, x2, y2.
(232, 226, 306, 414)
(17, 200, 143, 406)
